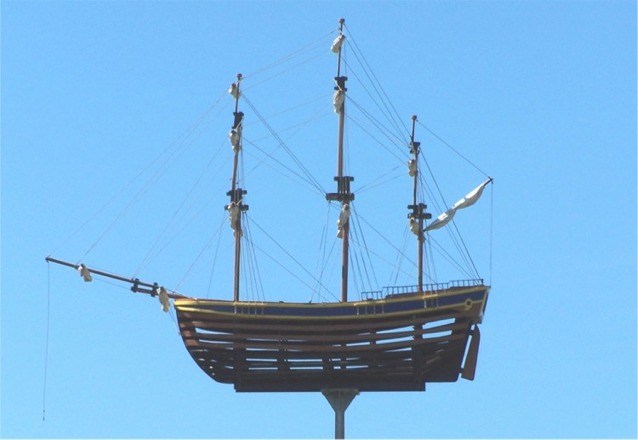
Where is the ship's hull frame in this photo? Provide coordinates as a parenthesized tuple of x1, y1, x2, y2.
(175, 283, 489, 392)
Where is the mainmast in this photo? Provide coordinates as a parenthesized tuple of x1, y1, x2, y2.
(227, 73, 248, 302)
(326, 18, 354, 303)
(407, 115, 431, 292)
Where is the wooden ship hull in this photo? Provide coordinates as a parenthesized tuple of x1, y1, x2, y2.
(175, 282, 488, 392)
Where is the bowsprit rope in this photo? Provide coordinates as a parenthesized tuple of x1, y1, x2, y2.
(42, 262, 52, 422)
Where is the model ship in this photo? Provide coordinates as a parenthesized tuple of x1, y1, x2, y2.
(47, 19, 492, 393)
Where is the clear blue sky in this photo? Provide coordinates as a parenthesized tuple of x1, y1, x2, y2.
(2, 1, 636, 438)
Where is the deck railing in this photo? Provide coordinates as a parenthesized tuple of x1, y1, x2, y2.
(360, 278, 484, 301)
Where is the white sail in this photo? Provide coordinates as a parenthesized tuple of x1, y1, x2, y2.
(426, 178, 492, 232)
(452, 178, 492, 211)
(425, 208, 456, 231)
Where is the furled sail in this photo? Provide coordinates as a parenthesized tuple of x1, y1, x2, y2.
(229, 129, 241, 152)
(336, 203, 350, 238)
(408, 159, 417, 177)
(78, 264, 92, 282)
(408, 217, 421, 236)
(227, 201, 242, 237)
(228, 83, 240, 100)
(330, 34, 345, 53)
(333, 90, 344, 113)
(425, 178, 492, 232)
(159, 287, 170, 312)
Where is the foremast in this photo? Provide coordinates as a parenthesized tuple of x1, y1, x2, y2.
(326, 18, 353, 303)
(407, 116, 431, 292)
(227, 73, 248, 302)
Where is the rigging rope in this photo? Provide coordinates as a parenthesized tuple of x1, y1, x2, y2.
(349, 202, 380, 295)
(345, 101, 408, 162)
(242, 94, 327, 197)
(174, 226, 223, 294)
(241, 29, 335, 86)
(355, 166, 403, 195)
(416, 119, 490, 178)
(425, 231, 438, 284)
(241, 136, 325, 196)
(391, 228, 410, 287)
(242, 214, 266, 302)
(343, 23, 410, 142)
(249, 217, 338, 302)
(244, 52, 326, 93)
(72, 93, 227, 263)
(243, 92, 330, 141)
(206, 215, 227, 298)
(422, 156, 449, 213)
(135, 150, 217, 275)
(135, 147, 222, 276)
(355, 209, 427, 288)
(449, 222, 481, 279)
(312, 204, 333, 302)
(426, 235, 477, 280)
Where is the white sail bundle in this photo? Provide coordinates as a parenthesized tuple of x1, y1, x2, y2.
(425, 178, 492, 232)
(336, 203, 350, 238)
(330, 34, 345, 53)
(409, 217, 421, 236)
(159, 287, 170, 313)
(333, 89, 344, 113)
(228, 83, 240, 100)
(408, 159, 417, 177)
(78, 264, 92, 282)
(229, 128, 241, 152)
(227, 201, 242, 237)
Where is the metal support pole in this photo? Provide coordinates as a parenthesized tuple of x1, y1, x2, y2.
(322, 388, 359, 439)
